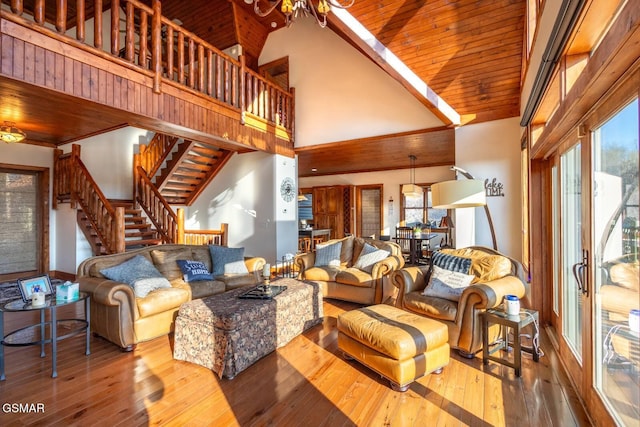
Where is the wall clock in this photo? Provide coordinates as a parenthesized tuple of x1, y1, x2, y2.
(280, 177, 296, 202)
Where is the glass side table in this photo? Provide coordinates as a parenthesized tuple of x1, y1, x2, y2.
(0, 292, 91, 380)
(482, 307, 540, 377)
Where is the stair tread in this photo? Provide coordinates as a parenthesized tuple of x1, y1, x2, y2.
(125, 238, 163, 247)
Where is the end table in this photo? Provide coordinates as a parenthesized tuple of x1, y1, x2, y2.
(482, 307, 540, 377)
(0, 293, 91, 380)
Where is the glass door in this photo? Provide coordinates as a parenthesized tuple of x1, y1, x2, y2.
(592, 98, 639, 426)
(555, 142, 587, 386)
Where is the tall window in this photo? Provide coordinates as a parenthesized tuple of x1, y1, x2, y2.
(0, 168, 44, 278)
(400, 185, 448, 227)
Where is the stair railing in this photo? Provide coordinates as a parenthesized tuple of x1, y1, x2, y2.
(134, 164, 178, 244)
(139, 134, 180, 179)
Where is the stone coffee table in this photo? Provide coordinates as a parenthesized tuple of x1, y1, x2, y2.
(173, 278, 323, 379)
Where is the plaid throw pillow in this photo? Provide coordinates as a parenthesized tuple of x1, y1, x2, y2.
(315, 242, 342, 267)
(432, 251, 472, 274)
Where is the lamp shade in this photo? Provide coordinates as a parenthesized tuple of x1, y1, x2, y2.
(431, 179, 486, 208)
(401, 183, 422, 198)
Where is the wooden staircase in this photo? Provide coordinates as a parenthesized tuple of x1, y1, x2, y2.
(115, 201, 163, 250)
(138, 135, 233, 206)
(53, 133, 233, 256)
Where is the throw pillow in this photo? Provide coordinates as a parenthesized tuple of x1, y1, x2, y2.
(315, 241, 343, 267)
(353, 243, 390, 273)
(100, 254, 171, 298)
(432, 251, 472, 274)
(423, 265, 475, 301)
(176, 260, 214, 282)
(209, 245, 249, 276)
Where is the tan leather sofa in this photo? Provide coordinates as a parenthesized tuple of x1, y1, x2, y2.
(294, 236, 404, 304)
(77, 244, 265, 351)
(391, 246, 528, 357)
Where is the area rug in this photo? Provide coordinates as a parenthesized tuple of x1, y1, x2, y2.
(0, 279, 65, 306)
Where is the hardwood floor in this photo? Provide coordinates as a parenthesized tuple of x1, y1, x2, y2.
(0, 300, 591, 426)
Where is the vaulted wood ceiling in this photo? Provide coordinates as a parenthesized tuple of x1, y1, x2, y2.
(1, 0, 525, 174)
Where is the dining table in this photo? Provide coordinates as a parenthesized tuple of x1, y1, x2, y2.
(395, 233, 438, 265)
(298, 228, 331, 250)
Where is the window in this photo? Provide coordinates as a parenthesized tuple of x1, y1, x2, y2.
(0, 166, 49, 280)
(400, 184, 448, 227)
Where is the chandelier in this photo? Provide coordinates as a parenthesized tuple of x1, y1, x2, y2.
(0, 121, 26, 143)
(251, 0, 355, 28)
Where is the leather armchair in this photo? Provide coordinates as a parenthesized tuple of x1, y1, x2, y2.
(295, 236, 404, 304)
(391, 246, 528, 357)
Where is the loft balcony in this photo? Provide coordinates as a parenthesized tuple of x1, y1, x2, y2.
(0, 0, 294, 155)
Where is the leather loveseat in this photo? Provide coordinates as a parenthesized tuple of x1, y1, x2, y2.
(76, 244, 265, 350)
(391, 246, 528, 357)
(294, 236, 404, 304)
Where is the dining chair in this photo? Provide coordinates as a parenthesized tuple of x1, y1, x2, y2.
(395, 226, 413, 263)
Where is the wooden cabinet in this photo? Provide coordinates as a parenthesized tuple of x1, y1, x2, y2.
(312, 185, 353, 239)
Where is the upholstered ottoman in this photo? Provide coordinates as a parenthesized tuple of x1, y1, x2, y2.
(337, 304, 449, 392)
(173, 278, 323, 379)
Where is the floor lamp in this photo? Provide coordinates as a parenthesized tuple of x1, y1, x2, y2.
(431, 166, 498, 251)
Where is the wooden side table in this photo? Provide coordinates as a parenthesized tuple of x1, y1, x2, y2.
(482, 307, 540, 376)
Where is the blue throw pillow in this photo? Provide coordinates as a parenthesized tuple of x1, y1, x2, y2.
(209, 245, 249, 276)
(100, 255, 171, 298)
(176, 260, 214, 282)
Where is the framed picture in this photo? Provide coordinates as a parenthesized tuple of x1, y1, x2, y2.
(17, 274, 53, 302)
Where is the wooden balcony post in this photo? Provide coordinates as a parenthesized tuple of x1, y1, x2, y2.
(239, 55, 246, 124)
(114, 206, 126, 253)
(10, 0, 24, 15)
(34, 0, 44, 25)
(94, 0, 103, 49)
(111, 0, 120, 55)
(177, 208, 185, 244)
(56, 0, 67, 34)
(76, 0, 85, 42)
(56, 0, 67, 33)
(151, 0, 162, 93)
(220, 223, 228, 246)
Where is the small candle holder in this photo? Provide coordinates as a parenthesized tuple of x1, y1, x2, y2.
(259, 274, 272, 295)
(260, 263, 272, 295)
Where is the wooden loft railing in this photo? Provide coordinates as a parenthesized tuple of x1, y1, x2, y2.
(3, 0, 294, 138)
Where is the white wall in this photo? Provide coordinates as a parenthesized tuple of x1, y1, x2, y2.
(455, 117, 522, 260)
(185, 151, 283, 262)
(260, 18, 444, 147)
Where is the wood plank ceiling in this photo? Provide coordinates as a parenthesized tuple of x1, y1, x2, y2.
(1, 0, 525, 175)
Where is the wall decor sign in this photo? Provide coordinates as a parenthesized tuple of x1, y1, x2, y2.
(485, 178, 505, 197)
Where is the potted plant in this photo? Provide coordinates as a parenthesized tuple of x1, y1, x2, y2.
(413, 224, 422, 238)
